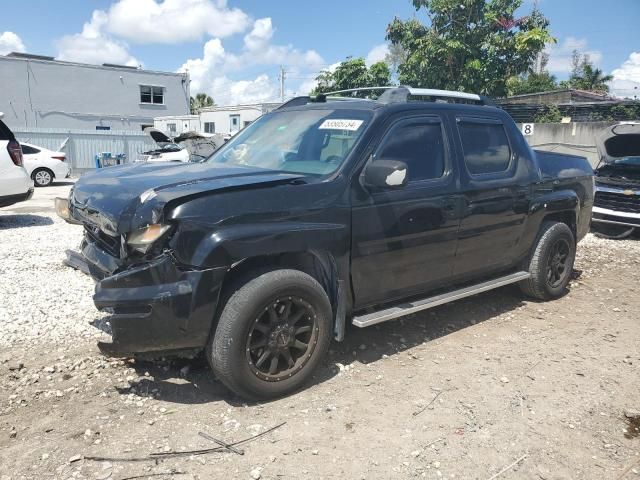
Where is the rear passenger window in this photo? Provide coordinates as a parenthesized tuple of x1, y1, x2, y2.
(376, 121, 445, 182)
(21, 145, 40, 154)
(458, 120, 511, 175)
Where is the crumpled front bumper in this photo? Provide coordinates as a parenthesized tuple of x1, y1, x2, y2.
(67, 243, 226, 356)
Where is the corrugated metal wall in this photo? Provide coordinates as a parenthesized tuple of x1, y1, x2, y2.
(12, 127, 156, 174)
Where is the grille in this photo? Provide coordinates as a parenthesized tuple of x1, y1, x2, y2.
(594, 191, 640, 214)
(84, 225, 122, 257)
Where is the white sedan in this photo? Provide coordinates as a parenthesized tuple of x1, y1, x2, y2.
(21, 142, 71, 187)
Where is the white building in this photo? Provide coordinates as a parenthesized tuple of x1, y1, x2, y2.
(0, 52, 190, 130)
(154, 115, 200, 135)
(199, 103, 281, 135)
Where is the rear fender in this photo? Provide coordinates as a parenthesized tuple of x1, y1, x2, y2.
(519, 189, 579, 262)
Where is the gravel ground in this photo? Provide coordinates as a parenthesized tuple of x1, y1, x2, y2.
(1, 185, 639, 480)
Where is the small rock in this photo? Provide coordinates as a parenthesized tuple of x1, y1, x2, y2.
(69, 454, 82, 463)
(500, 376, 509, 383)
(8, 362, 24, 371)
(250, 467, 262, 479)
(624, 409, 640, 420)
(411, 450, 421, 458)
(312, 449, 319, 455)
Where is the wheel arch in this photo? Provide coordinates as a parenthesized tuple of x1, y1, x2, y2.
(32, 166, 55, 179)
(212, 249, 345, 342)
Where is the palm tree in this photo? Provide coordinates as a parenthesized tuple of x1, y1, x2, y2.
(579, 64, 613, 92)
(190, 93, 215, 113)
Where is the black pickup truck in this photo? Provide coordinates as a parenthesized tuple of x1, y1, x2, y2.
(58, 87, 594, 399)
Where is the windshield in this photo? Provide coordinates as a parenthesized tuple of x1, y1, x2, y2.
(206, 108, 372, 175)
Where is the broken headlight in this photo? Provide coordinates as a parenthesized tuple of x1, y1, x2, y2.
(126, 223, 171, 254)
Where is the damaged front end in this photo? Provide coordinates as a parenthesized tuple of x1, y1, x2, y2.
(65, 221, 226, 356)
(592, 122, 640, 238)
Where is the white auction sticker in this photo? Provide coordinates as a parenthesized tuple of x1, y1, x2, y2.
(319, 119, 364, 131)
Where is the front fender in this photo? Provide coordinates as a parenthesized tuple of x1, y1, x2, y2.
(168, 221, 349, 269)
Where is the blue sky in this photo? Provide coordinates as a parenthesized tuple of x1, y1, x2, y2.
(1, 0, 639, 103)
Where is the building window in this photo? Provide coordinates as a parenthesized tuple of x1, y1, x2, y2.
(167, 123, 177, 133)
(204, 122, 215, 133)
(140, 85, 164, 104)
(230, 114, 240, 132)
(96, 125, 111, 131)
(243, 121, 252, 128)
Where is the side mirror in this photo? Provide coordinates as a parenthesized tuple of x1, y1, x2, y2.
(363, 160, 409, 189)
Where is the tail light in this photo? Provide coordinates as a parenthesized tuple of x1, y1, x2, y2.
(51, 155, 66, 161)
(7, 140, 23, 167)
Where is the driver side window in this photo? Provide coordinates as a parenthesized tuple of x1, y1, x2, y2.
(375, 120, 446, 182)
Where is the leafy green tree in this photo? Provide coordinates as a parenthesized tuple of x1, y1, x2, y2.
(506, 51, 559, 96)
(507, 72, 558, 96)
(190, 93, 215, 113)
(311, 57, 392, 97)
(386, 0, 554, 97)
(534, 104, 562, 123)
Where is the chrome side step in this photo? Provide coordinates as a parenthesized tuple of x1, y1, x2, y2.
(352, 271, 530, 328)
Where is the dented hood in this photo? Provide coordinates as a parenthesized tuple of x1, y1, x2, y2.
(70, 162, 303, 235)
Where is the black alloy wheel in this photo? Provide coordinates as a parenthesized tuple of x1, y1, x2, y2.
(546, 238, 571, 288)
(246, 297, 319, 382)
(208, 269, 332, 400)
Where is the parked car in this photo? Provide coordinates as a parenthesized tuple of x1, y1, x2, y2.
(138, 128, 223, 163)
(137, 128, 191, 162)
(20, 142, 71, 187)
(0, 114, 33, 208)
(57, 87, 594, 400)
(592, 122, 640, 239)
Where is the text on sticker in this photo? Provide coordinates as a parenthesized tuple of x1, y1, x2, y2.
(319, 119, 364, 131)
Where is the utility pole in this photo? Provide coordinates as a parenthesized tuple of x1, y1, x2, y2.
(279, 65, 286, 103)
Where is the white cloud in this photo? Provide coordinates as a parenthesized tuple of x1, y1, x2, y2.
(366, 43, 389, 66)
(546, 37, 602, 74)
(609, 52, 640, 98)
(0, 31, 26, 55)
(56, 11, 140, 66)
(104, 0, 250, 44)
(179, 17, 325, 105)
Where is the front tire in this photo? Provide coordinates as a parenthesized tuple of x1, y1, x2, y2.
(208, 269, 333, 400)
(32, 168, 53, 187)
(520, 221, 576, 301)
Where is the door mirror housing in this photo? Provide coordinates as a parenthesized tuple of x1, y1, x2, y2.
(363, 160, 409, 189)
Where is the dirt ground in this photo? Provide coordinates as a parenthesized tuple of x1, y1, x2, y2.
(1, 183, 639, 480)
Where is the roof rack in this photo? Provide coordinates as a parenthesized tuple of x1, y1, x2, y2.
(277, 86, 494, 110)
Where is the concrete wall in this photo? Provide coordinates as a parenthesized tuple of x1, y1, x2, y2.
(0, 56, 190, 130)
(13, 127, 155, 174)
(517, 121, 613, 167)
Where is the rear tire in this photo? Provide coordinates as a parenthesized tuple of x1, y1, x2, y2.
(32, 168, 53, 187)
(208, 269, 333, 400)
(520, 221, 576, 301)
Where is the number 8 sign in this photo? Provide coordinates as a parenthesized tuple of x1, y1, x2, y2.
(522, 123, 534, 136)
